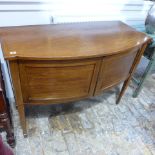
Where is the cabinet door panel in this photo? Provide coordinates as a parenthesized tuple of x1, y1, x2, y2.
(19, 59, 100, 104)
(95, 49, 138, 94)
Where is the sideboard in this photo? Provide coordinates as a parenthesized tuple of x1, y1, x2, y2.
(0, 21, 151, 136)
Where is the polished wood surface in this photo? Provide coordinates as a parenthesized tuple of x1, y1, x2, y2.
(0, 64, 15, 147)
(95, 48, 138, 94)
(19, 59, 101, 104)
(0, 21, 151, 60)
(0, 21, 151, 136)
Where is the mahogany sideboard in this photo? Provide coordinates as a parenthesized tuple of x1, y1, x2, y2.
(0, 21, 151, 136)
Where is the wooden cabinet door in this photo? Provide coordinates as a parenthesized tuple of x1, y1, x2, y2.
(19, 59, 100, 104)
(95, 48, 138, 94)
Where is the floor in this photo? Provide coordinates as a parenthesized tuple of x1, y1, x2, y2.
(1, 58, 155, 155)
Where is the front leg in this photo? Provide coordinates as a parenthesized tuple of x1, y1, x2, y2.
(9, 60, 27, 137)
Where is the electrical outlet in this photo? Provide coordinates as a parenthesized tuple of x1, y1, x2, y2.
(50, 16, 54, 24)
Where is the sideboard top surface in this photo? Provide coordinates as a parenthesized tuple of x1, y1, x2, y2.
(0, 21, 151, 60)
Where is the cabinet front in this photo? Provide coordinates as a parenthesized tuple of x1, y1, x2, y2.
(95, 48, 138, 94)
(19, 59, 100, 104)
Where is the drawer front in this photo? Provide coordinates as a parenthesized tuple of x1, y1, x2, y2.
(95, 48, 138, 94)
(19, 59, 100, 103)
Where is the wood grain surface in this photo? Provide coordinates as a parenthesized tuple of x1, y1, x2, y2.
(0, 21, 151, 60)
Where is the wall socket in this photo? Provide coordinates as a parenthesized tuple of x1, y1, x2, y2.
(50, 16, 54, 24)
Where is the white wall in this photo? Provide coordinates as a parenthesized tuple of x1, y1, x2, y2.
(51, 0, 153, 26)
(0, 0, 153, 27)
(0, 0, 153, 101)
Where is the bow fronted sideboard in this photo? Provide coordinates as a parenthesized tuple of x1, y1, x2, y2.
(0, 21, 151, 136)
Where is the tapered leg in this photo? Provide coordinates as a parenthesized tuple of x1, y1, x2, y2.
(116, 42, 148, 104)
(116, 78, 131, 104)
(9, 61, 27, 137)
(18, 105, 27, 137)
